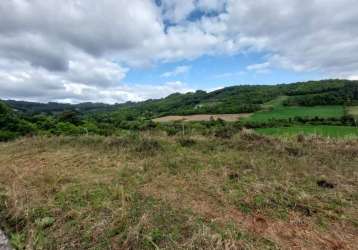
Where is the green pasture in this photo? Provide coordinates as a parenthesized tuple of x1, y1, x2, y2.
(247, 105, 344, 122)
(255, 125, 358, 138)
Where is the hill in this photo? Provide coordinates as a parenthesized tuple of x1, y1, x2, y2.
(4, 79, 358, 117)
(1, 80, 358, 142)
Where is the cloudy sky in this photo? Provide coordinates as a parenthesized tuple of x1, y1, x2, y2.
(0, 0, 358, 103)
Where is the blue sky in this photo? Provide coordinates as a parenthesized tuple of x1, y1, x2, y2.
(0, 0, 357, 103)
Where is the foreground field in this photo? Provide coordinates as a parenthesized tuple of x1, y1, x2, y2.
(256, 125, 358, 138)
(0, 134, 357, 249)
(153, 113, 251, 122)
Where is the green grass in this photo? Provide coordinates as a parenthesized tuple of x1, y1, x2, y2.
(261, 96, 288, 109)
(247, 105, 344, 122)
(256, 125, 358, 138)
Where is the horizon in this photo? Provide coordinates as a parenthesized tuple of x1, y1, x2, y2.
(2, 78, 353, 105)
(1, 1, 358, 103)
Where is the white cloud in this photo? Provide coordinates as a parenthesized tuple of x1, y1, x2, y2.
(56, 81, 193, 104)
(161, 65, 191, 77)
(214, 71, 245, 78)
(246, 62, 271, 74)
(222, 0, 358, 78)
(160, 0, 196, 23)
(1, 0, 358, 103)
(0, 53, 192, 104)
(348, 75, 358, 80)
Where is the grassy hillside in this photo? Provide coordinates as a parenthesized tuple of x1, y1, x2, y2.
(4, 79, 358, 117)
(100, 79, 358, 117)
(0, 133, 357, 249)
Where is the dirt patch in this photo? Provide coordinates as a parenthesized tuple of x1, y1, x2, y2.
(153, 113, 252, 122)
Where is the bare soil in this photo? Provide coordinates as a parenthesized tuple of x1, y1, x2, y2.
(153, 113, 252, 122)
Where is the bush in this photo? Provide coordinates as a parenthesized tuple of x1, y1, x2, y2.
(0, 131, 19, 141)
(54, 122, 83, 136)
(214, 126, 238, 139)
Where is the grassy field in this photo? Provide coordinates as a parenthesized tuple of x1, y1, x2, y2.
(261, 96, 288, 110)
(247, 105, 344, 122)
(0, 133, 357, 249)
(256, 125, 358, 138)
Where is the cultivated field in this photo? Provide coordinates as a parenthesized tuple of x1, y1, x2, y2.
(153, 113, 251, 122)
(0, 133, 357, 249)
(247, 105, 344, 122)
(256, 125, 358, 138)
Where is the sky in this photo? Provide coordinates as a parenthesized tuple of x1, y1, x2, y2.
(0, 0, 358, 104)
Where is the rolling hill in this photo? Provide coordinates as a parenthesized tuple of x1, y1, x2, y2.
(4, 79, 358, 117)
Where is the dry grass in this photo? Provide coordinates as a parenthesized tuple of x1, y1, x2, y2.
(346, 106, 358, 118)
(0, 134, 357, 249)
(153, 113, 252, 122)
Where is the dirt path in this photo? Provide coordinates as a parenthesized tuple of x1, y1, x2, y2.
(0, 230, 11, 250)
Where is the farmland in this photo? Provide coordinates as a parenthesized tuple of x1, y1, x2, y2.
(246, 105, 345, 123)
(256, 125, 358, 138)
(153, 113, 251, 122)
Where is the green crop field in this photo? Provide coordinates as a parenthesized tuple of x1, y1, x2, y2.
(256, 125, 358, 138)
(247, 105, 344, 122)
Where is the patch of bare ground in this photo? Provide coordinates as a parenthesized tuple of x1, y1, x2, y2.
(153, 113, 252, 122)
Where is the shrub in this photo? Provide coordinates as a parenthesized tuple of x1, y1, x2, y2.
(54, 122, 83, 136)
(0, 131, 19, 142)
(214, 126, 238, 139)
